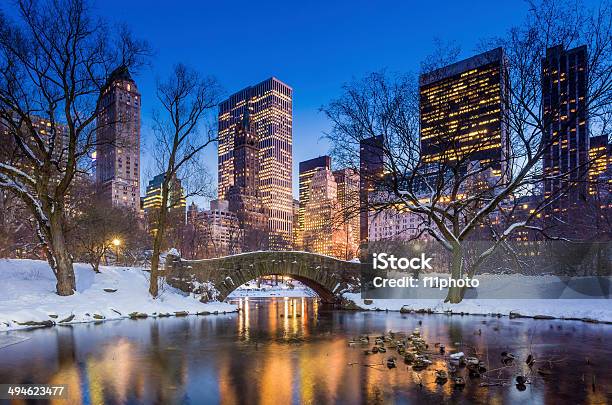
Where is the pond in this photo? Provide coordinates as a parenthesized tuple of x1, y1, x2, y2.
(0, 298, 609, 404)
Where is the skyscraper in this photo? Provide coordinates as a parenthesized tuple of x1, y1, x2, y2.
(303, 167, 346, 257)
(142, 172, 186, 236)
(95, 66, 141, 210)
(419, 47, 510, 176)
(218, 77, 293, 249)
(542, 45, 589, 202)
(227, 108, 268, 251)
(333, 168, 360, 257)
(588, 135, 611, 195)
(298, 155, 332, 247)
(142, 172, 186, 214)
(359, 135, 385, 243)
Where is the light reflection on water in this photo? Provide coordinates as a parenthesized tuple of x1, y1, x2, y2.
(0, 298, 609, 404)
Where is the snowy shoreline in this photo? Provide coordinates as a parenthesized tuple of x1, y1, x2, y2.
(343, 293, 612, 324)
(1, 259, 610, 332)
(0, 259, 237, 332)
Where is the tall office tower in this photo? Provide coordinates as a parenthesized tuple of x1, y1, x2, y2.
(359, 135, 385, 243)
(142, 172, 186, 236)
(298, 156, 332, 247)
(588, 135, 611, 197)
(420, 47, 510, 175)
(1, 116, 69, 171)
(303, 168, 345, 257)
(95, 66, 141, 210)
(227, 109, 268, 251)
(142, 172, 187, 214)
(542, 45, 589, 204)
(333, 168, 360, 257)
(218, 77, 293, 249)
(292, 198, 300, 248)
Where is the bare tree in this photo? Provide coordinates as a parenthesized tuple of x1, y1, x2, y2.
(68, 192, 144, 272)
(0, 189, 39, 257)
(0, 0, 148, 295)
(148, 64, 219, 297)
(323, 0, 612, 303)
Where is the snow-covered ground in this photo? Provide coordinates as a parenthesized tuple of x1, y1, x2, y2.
(346, 271, 612, 323)
(345, 294, 612, 323)
(0, 259, 236, 332)
(228, 281, 316, 298)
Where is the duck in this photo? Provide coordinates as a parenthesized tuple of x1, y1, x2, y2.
(515, 375, 527, 385)
(435, 370, 448, 384)
(412, 358, 429, 371)
(468, 368, 481, 378)
(502, 352, 515, 365)
(404, 352, 415, 364)
(453, 376, 466, 388)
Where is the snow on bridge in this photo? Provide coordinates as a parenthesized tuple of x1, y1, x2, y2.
(164, 251, 362, 304)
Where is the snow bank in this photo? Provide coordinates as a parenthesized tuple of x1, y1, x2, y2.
(0, 259, 236, 331)
(344, 293, 612, 323)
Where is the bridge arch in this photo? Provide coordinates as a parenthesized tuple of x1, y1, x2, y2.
(164, 251, 361, 304)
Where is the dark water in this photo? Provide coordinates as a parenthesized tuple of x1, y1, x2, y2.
(0, 298, 609, 404)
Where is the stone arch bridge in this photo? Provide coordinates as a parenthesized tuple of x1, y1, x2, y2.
(164, 251, 362, 304)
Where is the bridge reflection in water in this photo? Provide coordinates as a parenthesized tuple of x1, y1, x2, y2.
(165, 251, 361, 304)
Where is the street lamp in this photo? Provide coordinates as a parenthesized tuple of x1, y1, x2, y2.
(112, 238, 121, 265)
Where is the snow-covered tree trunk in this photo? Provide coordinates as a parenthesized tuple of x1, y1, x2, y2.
(49, 211, 76, 295)
(149, 180, 170, 297)
(0, 0, 148, 296)
(445, 245, 464, 303)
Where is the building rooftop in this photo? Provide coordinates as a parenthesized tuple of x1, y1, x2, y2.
(420, 47, 504, 87)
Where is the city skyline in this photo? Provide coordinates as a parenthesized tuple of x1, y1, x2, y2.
(3, 0, 608, 262)
(87, 0, 549, 204)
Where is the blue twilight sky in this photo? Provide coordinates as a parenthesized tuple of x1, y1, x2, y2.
(94, 0, 533, 206)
